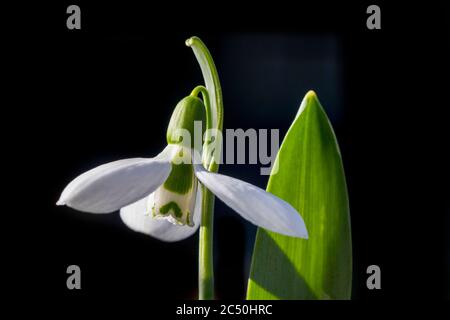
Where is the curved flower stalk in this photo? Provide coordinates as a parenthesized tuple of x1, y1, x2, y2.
(57, 37, 308, 299)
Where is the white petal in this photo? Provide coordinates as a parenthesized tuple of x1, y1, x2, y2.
(119, 190, 202, 242)
(194, 165, 308, 238)
(57, 146, 175, 213)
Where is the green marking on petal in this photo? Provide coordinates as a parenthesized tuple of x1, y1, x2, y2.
(151, 202, 158, 217)
(163, 162, 194, 194)
(159, 201, 183, 218)
(186, 211, 191, 226)
(152, 169, 198, 226)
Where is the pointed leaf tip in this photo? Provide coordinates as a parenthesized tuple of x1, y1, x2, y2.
(305, 89, 317, 99)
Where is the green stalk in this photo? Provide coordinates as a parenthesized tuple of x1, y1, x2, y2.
(198, 185, 215, 299)
(191, 85, 215, 299)
(186, 37, 223, 300)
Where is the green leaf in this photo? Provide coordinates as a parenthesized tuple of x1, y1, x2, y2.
(246, 91, 352, 300)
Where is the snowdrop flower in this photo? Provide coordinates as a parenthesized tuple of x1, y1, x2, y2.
(57, 95, 308, 242)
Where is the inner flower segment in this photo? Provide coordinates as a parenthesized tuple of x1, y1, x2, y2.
(149, 147, 198, 227)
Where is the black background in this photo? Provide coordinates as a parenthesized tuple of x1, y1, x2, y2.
(6, 0, 450, 313)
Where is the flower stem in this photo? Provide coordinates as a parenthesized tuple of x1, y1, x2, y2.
(199, 185, 215, 299)
(191, 85, 215, 300)
(187, 37, 224, 300)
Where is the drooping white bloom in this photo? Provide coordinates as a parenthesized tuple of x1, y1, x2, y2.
(57, 96, 308, 242)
